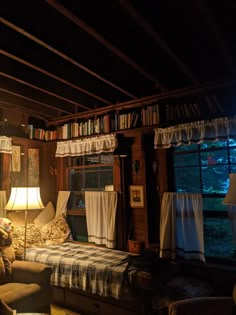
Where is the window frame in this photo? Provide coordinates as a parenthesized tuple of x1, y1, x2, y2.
(171, 140, 236, 261)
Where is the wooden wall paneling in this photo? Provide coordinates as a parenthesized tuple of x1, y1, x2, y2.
(143, 131, 160, 246)
(40, 141, 57, 205)
(1, 153, 11, 194)
(121, 129, 149, 247)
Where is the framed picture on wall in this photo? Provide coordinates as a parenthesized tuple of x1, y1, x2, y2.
(129, 185, 144, 208)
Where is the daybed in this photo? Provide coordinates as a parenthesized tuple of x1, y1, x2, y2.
(8, 201, 154, 315)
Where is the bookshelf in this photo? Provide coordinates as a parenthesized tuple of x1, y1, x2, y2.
(27, 102, 201, 141)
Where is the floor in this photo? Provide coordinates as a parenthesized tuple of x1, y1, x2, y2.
(51, 304, 81, 315)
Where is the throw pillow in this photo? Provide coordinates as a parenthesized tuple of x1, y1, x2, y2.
(12, 224, 44, 251)
(33, 201, 55, 226)
(40, 214, 71, 246)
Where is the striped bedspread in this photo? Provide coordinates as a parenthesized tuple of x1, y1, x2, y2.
(25, 242, 129, 299)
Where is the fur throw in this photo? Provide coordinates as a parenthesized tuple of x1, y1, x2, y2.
(0, 218, 15, 284)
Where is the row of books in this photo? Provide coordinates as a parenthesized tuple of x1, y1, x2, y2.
(28, 104, 160, 141)
(28, 103, 201, 141)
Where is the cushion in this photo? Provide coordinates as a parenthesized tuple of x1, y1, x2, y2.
(166, 276, 214, 299)
(12, 224, 44, 251)
(33, 201, 55, 226)
(40, 214, 71, 246)
(7, 210, 41, 225)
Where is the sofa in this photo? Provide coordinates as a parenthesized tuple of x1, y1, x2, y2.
(0, 260, 52, 314)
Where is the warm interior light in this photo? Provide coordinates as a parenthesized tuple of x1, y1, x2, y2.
(5, 187, 44, 260)
(5, 187, 45, 211)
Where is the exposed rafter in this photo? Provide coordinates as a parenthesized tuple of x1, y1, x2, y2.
(191, 0, 234, 69)
(0, 72, 91, 111)
(0, 50, 111, 105)
(118, 0, 200, 85)
(48, 79, 236, 125)
(0, 87, 72, 115)
(46, 0, 161, 89)
(0, 17, 137, 99)
(0, 100, 55, 120)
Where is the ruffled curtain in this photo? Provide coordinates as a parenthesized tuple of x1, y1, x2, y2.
(154, 117, 236, 148)
(160, 192, 205, 262)
(0, 136, 12, 154)
(85, 191, 117, 248)
(55, 134, 117, 157)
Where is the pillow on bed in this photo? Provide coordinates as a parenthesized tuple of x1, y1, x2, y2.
(12, 223, 44, 251)
(40, 214, 71, 246)
(33, 201, 55, 226)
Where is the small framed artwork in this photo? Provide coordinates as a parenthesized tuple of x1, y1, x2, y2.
(129, 185, 144, 208)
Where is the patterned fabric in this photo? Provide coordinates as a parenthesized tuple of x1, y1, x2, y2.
(25, 242, 129, 299)
(12, 224, 44, 250)
(40, 215, 71, 246)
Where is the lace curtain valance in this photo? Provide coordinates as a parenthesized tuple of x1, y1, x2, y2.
(0, 136, 12, 154)
(55, 134, 117, 157)
(154, 117, 236, 148)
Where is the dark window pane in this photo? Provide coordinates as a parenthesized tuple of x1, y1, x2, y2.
(230, 148, 236, 163)
(174, 153, 199, 167)
(201, 150, 228, 166)
(201, 165, 229, 194)
(70, 170, 84, 191)
(174, 167, 201, 192)
(174, 143, 198, 152)
(228, 139, 236, 146)
(230, 166, 236, 173)
(204, 217, 235, 258)
(200, 141, 227, 149)
(203, 197, 227, 211)
(85, 171, 98, 188)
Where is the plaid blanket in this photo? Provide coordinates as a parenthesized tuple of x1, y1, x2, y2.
(25, 242, 129, 298)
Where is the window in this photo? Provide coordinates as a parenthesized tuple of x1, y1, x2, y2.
(173, 139, 236, 259)
(67, 153, 114, 209)
(66, 153, 114, 242)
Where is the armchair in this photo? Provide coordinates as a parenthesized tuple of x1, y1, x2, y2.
(0, 260, 52, 314)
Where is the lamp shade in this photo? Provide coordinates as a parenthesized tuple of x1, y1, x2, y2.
(222, 174, 236, 205)
(5, 187, 45, 211)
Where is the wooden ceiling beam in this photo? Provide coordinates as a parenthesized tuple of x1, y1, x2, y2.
(191, 0, 234, 69)
(0, 100, 55, 120)
(48, 79, 235, 125)
(0, 72, 91, 111)
(0, 17, 137, 99)
(0, 87, 73, 115)
(0, 51, 111, 105)
(118, 0, 200, 86)
(46, 0, 161, 88)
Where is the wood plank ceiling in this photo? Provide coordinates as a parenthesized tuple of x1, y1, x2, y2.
(1, 0, 236, 126)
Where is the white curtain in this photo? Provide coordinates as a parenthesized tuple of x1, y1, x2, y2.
(85, 191, 117, 248)
(55, 191, 71, 218)
(160, 192, 205, 262)
(55, 134, 117, 157)
(154, 117, 236, 148)
(0, 191, 7, 217)
(0, 136, 12, 154)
